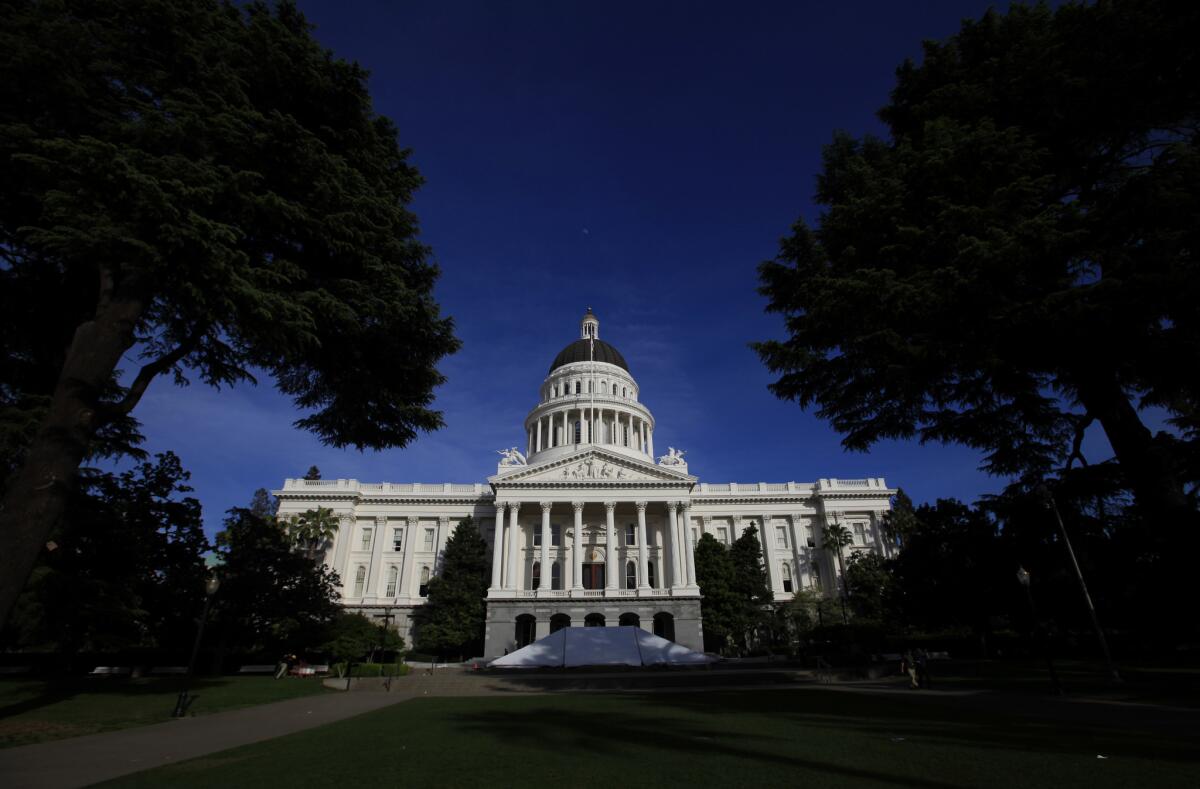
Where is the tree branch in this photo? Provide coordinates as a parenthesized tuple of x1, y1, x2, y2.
(100, 334, 202, 422)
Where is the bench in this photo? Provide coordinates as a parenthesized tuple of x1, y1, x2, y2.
(238, 664, 278, 674)
(290, 664, 330, 676)
(88, 666, 133, 677)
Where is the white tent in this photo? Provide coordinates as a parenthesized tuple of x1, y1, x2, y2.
(489, 626, 714, 668)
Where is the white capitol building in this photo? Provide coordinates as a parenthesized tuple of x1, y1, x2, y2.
(275, 310, 897, 656)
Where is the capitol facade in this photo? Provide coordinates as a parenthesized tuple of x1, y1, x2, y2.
(274, 310, 897, 657)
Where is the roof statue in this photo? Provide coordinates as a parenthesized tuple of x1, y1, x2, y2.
(657, 447, 686, 466)
(497, 447, 527, 466)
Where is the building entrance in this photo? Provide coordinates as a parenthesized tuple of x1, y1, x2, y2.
(581, 563, 605, 590)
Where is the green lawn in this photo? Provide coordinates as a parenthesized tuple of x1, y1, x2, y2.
(98, 688, 1200, 789)
(0, 676, 333, 748)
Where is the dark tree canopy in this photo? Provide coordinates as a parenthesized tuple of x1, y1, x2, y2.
(0, 0, 459, 627)
(693, 533, 740, 653)
(756, 0, 1200, 541)
(412, 517, 489, 659)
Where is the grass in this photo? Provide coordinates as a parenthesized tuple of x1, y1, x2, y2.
(0, 676, 333, 748)
(97, 687, 1200, 789)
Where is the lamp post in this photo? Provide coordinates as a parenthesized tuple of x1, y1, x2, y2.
(1016, 566, 1062, 696)
(1035, 484, 1122, 683)
(378, 608, 395, 691)
(172, 575, 220, 718)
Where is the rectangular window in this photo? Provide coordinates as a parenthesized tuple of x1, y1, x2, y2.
(625, 525, 636, 546)
(534, 529, 542, 547)
(359, 528, 373, 551)
(385, 566, 398, 596)
(717, 527, 728, 544)
(353, 566, 366, 597)
(783, 577, 794, 593)
(776, 525, 788, 549)
(392, 528, 404, 552)
(854, 523, 868, 544)
(551, 525, 561, 546)
(424, 528, 434, 551)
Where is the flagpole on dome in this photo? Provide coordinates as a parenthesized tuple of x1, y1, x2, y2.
(588, 307, 595, 446)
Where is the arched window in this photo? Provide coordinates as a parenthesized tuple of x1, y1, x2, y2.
(653, 612, 675, 641)
(353, 566, 366, 597)
(622, 387, 627, 398)
(574, 420, 581, 443)
(625, 525, 636, 546)
(625, 561, 637, 589)
(385, 565, 398, 597)
(619, 612, 640, 627)
(515, 614, 536, 648)
(782, 562, 793, 593)
(551, 561, 562, 590)
(585, 613, 606, 627)
(419, 566, 430, 597)
(531, 561, 541, 589)
(550, 613, 571, 633)
(647, 560, 656, 588)
(574, 381, 580, 394)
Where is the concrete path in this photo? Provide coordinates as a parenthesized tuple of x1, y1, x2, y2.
(0, 689, 415, 789)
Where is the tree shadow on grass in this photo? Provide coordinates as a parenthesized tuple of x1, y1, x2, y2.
(624, 688, 1200, 766)
(451, 706, 967, 789)
(0, 677, 231, 720)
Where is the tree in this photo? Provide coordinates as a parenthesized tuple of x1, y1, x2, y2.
(320, 612, 403, 671)
(2, 452, 208, 656)
(729, 525, 773, 649)
(881, 489, 919, 549)
(288, 506, 339, 561)
(693, 533, 740, 653)
(819, 524, 853, 624)
(755, 0, 1200, 551)
(211, 506, 340, 658)
(842, 552, 894, 624)
(412, 517, 489, 660)
(248, 488, 278, 520)
(303, 467, 322, 482)
(0, 0, 460, 629)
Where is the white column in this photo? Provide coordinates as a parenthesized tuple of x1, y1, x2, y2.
(647, 426, 654, 459)
(489, 505, 505, 589)
(539, 502, 552, 590)
(789, 514, 805, 590)
(683, 503, 697, 587)
(636, 501, 649, 590)
(401, 515, 419, 597)
(760, 514, 778, 595)
(332, 513, 354, 589)
(604, 501, 617, 591)
(562, 410, 568, 446)
(664, 502, 678, 589)
(505, 502, 520, 590)
(572, 501, 585, 590)
(369, 515, 388, 596)
(435, 515, 449, 575)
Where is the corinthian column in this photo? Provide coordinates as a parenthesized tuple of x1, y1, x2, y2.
(636, 501, 649, 590)
(683, 502, 697, 587)
(539, 502, 552, 590)
(489, 504, 505, 590)
(604, 501, 617, 591)
(572, 501, 585, 590)
(506, 502, 521, 590)
(665, 502, 679, 589)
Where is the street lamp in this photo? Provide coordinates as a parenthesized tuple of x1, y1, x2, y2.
(1035, 484, 1122, 683)
(172, 575, 220, 718)
(1016, 566, 1062, 696)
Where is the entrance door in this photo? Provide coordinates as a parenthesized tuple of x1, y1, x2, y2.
(581, 563, 605, 590)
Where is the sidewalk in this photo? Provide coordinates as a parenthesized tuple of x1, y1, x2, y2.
(0, 688, 415, 789)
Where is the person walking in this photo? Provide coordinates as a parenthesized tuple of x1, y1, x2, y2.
(901, 650, 918, 689)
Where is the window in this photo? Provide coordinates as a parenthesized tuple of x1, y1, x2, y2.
(623, 425, 629, 446)
(385, 566, 398, 596)
(534, 528, 541, 547)
(574, 421, 581, 443)
(647, 561, 656, 588)
(574, 381, 580, 394)
(551, 562, 562, 590)
(552, 524, 562, 546)
(625, 561, 637, 589)
(782, 563, 793, 593)
(359, 528, 373, 551)
(811, 563, 822, 590)
(776, 525, 788, 549)
(353, 566, 366, 597)
(622, 387, 627, 397)
(588, 380, 593, 393)
(424, 528, 434, 551)
(717, 526, 728, 544)
(419, 566, 430, 597)
(531, 561, 541, 589)
(625, 525, 636, 546)
(854, 523, 868, 544)
(601, 381, 608, 394)
(807, 537, 815, 548)
(392, 528, 404, 552)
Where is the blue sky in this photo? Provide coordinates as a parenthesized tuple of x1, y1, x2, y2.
(122, 1, 1119, 537)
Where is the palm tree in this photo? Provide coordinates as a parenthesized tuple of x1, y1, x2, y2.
(289, 506, 339, 561)
(821, 523, 853, 624)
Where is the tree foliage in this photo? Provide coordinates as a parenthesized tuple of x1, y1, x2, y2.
(287, 506, 338, 561)
(0, 0, 460, 628)
(693, 533, 740, 653)
(211, 506, 340, 657)
(2, 452, 208, 655)
(755, 0, 1200, 541)
(319, 611, 403, 666)
(412, 517, 489, 659)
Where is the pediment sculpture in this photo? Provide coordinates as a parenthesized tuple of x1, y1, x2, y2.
(497, 447, 527, 466)
(560, 458, 632, 480)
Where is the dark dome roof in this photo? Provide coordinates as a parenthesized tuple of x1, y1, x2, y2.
(549, 339, 629, 374)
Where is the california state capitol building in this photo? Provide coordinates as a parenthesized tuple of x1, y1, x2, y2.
(274, 309, 897, 657)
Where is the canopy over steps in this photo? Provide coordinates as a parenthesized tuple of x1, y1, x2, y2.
(489, 626, 714, 668)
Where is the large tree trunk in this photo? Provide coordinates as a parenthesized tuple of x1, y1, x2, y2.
(0, 297, 144, 631)
(1074, 373, 1199, 541)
